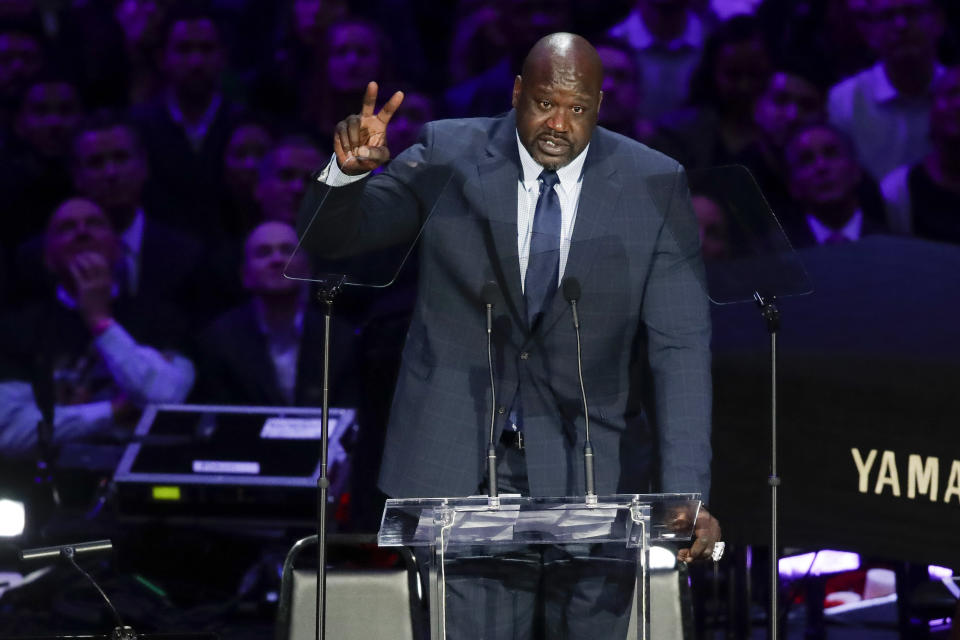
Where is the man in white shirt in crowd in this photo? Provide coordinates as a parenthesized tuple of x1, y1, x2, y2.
(828, 0, 946, 180)
(608, 0, 709, 120)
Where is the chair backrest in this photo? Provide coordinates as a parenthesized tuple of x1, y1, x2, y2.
(288, 568, 417, 640)
(275, 534, 422, 640)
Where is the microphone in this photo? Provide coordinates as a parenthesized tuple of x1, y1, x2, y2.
(481, 281, 500, 508)
(562, 278, 597, 505)
(20, 540, 135, 640)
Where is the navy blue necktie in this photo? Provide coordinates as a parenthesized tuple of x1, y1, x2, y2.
(508, 170, 561, 435)
(524, 170, 561, 327)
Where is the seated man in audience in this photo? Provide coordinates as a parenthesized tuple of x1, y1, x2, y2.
(782, 124, 889, 248)
(881, 65, 960, 244)
(0, 198, 194, 458)
(195, 220, 358, 408)
(15, 112, 206, 313)
(828, 0, 946, 180)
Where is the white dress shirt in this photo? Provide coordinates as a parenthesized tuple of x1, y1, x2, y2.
(828, 62, 943, 180)
(514, 133, 588, 292)
(807, 209, 864, 245)
(608, 8, 706, 120)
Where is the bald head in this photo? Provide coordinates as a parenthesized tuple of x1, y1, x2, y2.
(44, 198, 118, 281)
(521, 33, 604, 97)
(513, 33, 604, 170)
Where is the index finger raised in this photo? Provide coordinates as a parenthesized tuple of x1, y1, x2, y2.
(361, 81, 379, 117)
(377, 90, 405, 125)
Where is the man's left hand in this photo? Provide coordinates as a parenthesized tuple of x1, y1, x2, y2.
(677, 507, 722, 564)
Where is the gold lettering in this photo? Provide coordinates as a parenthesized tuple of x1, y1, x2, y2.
(907, 455, 939, 501)
(851, 448, 877, 494)
(944, 461, 960, 505)
(874, 450, 901, 497)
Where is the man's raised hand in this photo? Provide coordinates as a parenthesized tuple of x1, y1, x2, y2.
(334, 81, 404, 175)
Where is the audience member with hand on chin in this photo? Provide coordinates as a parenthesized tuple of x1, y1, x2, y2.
(0, 198, 194, 458)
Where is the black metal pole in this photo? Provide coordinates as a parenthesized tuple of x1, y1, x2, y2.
(315, 276, 343, 640)
(754, 292, 780, 640)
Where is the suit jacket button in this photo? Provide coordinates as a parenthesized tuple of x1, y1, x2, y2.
(497, 406, 506, 415)
(520, 351, 530, 360)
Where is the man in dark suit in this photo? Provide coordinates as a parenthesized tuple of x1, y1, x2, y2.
(782, 123, 889, 248)
(130, 5, 242, 240)
(195, 220, 358, 408)
(300, 33, 720, 637)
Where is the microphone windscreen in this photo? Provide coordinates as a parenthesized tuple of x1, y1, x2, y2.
(481, 281, 499, 307)
(562, 277, 581, 303)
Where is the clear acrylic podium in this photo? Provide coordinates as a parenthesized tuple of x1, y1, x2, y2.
(378, 493, 701, 640)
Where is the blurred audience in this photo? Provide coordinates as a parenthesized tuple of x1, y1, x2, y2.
(691, 193, 733, 260)
(221, 119, 274, 237)
(608, 0, 710, 121)
(595, 38, 655, 142)
(650, 14, 771, 170)
(0, 198, 193, 458)
(782, 124, 889, 247)
(112, 0, 177, 105)
(0, 17, 44, 132)
(445, 0, 571, 117)
(302, 16, 393, 135)
(247, 0, 348, 122)
(131, 4, 241, 239)
(742, 61, 830, 214)
(195, 221, 357, 407)
(255, 135, 324, 226)
(828, 0, 947, 180)
(14, 112, 204, 311)
(882, 65, 960, 244)
(1, 74, 82, 254)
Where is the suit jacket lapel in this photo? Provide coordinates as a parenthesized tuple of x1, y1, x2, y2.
(540, 132, 622, 334)
(477, 112, 527, 329)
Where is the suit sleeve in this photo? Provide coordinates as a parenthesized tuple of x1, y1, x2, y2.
(296, 123, 440, 261)
(641, 164, 713, 502)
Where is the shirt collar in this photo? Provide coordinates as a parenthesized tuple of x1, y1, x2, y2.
(166, 90, 223, 149)
(121, 208, 145, 256)
(613, 8, 703, 51)
(515, 131, 589, 192)
(872, 62, 946, 103)
(253, 297, 305, 338)
(807, 209, 863, 244)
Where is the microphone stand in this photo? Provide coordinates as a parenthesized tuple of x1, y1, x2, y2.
(481, 282, 500, 510)
(754, 291, 781, 640)
(562, 278, 597, 506)
(314, 274, 345, 640)
(20, 540, 134, 640)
